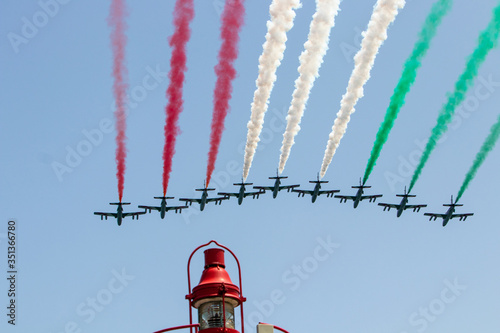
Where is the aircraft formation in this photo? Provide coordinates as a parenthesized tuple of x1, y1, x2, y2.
(96, 1, 500, 230)
(94, 171, 474, 227)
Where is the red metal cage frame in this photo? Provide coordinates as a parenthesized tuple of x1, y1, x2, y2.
(186, 240, 247, 333)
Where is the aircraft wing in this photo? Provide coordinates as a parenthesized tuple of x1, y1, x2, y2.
(378, 203, 398, 210)
(292, 189, 339, 197)
(138, 205, 161, 212)
(164, 205, 189, 213)
(451, 213, 473, 221)
(243, 190, 264, 199)
(292, 189, 315, 196)
(359, 194, 382, 202)
(253, 186, 273, 191)
(317, 189, 340, 197)
(404, 204, 427, 212)
(121, 211, 146, 218)
(278, 185, 299, 192)
(179, 198, 203, 206)
(139, 205, 188, 213)
(205, 197, 229, 204)
(335, 195, 357, 202)
(94, 212, 118, 219)
(424, 213, 447, 221)
(218, 192, 238, 198)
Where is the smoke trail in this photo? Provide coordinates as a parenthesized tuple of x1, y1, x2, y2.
(456, 112, 500, 201)
(242, 0, 301, 180)
(408, 3, 500, 192)
(206, 0, 245, 186)
(278, 0, 341, 174)
(362, 0, 452, 185)
(162, 0, 195, 196)
(320, 0, 406, 179)
(108, 0, 128, 202)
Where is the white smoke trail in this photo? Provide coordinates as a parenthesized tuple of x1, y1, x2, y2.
(319, 0, 406, 178)
(278, 0, 341, 174)
(242, 0, 302, 180)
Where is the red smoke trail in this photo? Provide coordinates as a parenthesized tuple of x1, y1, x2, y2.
(206, 0, 245, 186)
(109, 0, 128, 202)
(162, 0, 195, 196)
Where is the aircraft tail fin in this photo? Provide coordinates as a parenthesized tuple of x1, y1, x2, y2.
(310, 179, 328, 184)
(396, 186, 416, 197)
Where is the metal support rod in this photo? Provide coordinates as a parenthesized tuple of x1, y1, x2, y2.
(153, 323, 200, 333)
(259, 322, 290, 333)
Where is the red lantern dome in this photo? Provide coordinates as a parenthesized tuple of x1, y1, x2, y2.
(183, 242, 246, 333)
(190, 249, 242, 309)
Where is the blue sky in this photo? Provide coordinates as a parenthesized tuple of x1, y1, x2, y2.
(1, 0, 500, 332)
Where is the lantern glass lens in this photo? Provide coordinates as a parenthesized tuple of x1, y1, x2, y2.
(198, 301, 235, 329)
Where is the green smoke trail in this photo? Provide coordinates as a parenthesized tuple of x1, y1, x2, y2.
(408, 2, 500, 192)
(456, 112, 500, 201)
(362, 0, 452, 185)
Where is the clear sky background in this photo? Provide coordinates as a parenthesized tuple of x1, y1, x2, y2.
(1, 0, 500, 332)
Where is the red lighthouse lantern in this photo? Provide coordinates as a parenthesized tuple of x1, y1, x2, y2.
(188, 246, 245, 333)
(154, 241, 290, 333)
(154, 240, 246, 333)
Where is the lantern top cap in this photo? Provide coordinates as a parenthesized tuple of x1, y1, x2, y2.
(204, 248, 225, 269)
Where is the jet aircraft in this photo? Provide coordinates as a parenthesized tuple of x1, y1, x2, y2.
(424, 196, 473, 227)
(292, 174, 339, 203)
(335, 179, 382, 208)
(94, 202, 146, 226)
(253, 170, 299, 199)
(218, 180, 264, 205)
(179, 182, 228, 211)
(139, 196, 188, 219)
(378, 187, 427, 217)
